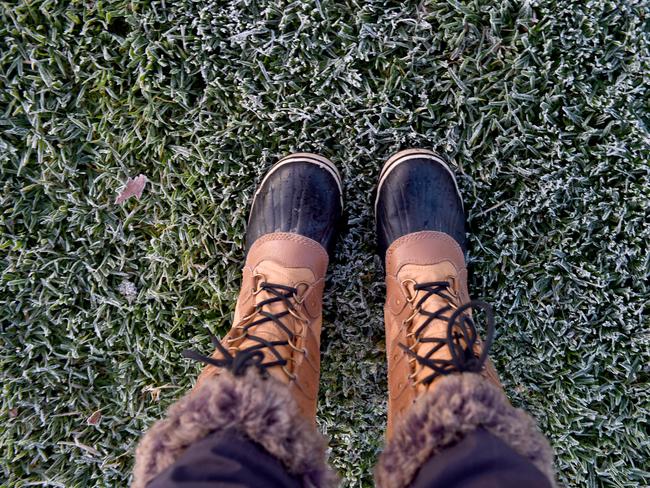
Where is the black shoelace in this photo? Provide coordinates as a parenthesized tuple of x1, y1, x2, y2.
(183, 282, 303, 377)
(400, 281, 495, 385)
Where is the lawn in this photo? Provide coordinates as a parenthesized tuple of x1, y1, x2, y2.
(1, 0, 649, 486)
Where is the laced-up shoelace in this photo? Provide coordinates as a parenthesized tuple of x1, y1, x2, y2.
(183, 281, 308, 378)
(400, 280, 495, 385)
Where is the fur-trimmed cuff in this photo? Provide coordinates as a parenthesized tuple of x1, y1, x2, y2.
(375, 373, 555, 488)
(132, 370, 338, 488)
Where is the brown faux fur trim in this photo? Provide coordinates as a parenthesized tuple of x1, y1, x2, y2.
(375, 373, 555, 488)
(132, 371, 338, 488)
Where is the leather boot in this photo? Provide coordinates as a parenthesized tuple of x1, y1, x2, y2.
(189, 152, 343, 419)
(376, 148, 499, 437)
(374, 149, 554, 488)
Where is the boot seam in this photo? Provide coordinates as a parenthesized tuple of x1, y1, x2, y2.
(250, 232, 329, 256)
(385, 231, 464, 271)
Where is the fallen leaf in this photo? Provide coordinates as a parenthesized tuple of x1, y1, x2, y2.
(86, 410, 102, 426)
(115, 174, 148, 204)
(8, 408, 18, 418)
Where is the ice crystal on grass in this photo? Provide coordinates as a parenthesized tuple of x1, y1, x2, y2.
(118, 279, 138, 304)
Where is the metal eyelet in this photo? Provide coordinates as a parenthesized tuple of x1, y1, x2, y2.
(288, 308, 309, 323)
(400, 279, 418, 303)
(252, 272, 266, 295)
(287, 338, 303, 352)
(293, 281, 310, 304)
(282, 366, 297, 381)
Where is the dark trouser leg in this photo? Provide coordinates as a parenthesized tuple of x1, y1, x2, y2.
(375, 374, 555, 488)
(147, 428, 302, 488)
(133, 372, 335, 488)
(410, 427, 553, 488)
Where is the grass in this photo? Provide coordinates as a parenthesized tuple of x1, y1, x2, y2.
(1, 0, 649, 486)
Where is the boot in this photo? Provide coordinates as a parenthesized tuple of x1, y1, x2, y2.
(191, 152, 343, 419)
(374, 149, 554, 487)
(133, 153, 343, 488)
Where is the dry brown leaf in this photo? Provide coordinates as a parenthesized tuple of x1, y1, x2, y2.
(115, 174, 148, 204)
(86, 410, 102, 426)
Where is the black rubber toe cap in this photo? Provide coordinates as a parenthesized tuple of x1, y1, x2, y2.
(246, 159, 343, 255)
(375, 156, 467, 262)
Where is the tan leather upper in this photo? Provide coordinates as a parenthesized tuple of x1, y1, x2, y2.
(384, 231, 500, 438)
(196, 232, 329, 419)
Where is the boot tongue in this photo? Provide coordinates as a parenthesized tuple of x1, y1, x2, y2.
(237, 259, 316, 382)
(397, 262, 464, 393)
